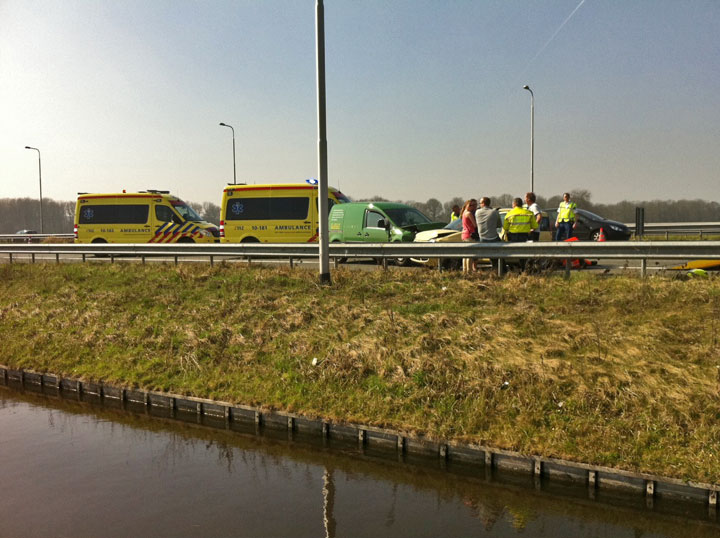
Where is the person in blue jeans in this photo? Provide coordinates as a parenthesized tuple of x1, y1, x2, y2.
(555, 192, 577, 241)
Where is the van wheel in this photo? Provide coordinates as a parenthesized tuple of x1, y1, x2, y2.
(177, 237, 194, 243)
(241, 237, 260, 243)
(91, 238, 108, 258)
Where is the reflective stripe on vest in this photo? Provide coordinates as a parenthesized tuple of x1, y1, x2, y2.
(504, 208, 536, 233)
(558, 201, 577, 222)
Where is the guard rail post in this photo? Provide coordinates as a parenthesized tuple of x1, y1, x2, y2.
(641, 259, 647, 278)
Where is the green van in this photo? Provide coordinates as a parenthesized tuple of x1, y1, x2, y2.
(328, 202, 445, 265)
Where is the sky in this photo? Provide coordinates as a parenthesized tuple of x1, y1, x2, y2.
(1, 0, 719, 206)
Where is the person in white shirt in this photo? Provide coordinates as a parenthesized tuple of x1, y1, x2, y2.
(525, 192, 542, 242)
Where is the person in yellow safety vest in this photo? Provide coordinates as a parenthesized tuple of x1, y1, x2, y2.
(503, 197, 538, 243)
(449, 204, 461, 222)
(555, 192, 577, 241)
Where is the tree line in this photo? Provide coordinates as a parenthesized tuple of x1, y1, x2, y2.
(367, 190, 720, 224)
(1, 191, 717, 234)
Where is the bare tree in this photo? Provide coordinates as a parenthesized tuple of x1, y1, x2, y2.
(200, 202, 220, 224)
(424, 198, 444, 221)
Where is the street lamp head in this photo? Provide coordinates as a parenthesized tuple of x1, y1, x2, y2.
(219, 122, 227, 126)
(523, 85, 530, 90)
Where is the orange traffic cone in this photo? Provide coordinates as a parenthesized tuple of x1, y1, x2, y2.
(597, 228, 607, 242)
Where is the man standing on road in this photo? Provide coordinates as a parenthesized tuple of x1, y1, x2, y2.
(503, 198, 537, 271)
(525, 192, 542, 242)
(503, 198, 538, 242)
(475, 197, 501, 271)
(475, 197, 501, 242)
(555, 192, 577, 241)
(450, 204, 461, 222)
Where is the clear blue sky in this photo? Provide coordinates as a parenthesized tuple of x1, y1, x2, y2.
(2, 0, 719, 205)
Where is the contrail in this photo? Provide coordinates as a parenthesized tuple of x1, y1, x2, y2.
(519, 0, 588, 77)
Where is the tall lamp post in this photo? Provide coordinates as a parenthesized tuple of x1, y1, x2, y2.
(315, 0, 330, 285)
(218, 122, 237, 185)
(24, 146, 44, 233)
(522, 85, 534, 193)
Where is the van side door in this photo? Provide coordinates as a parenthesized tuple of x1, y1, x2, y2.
(362, 210, 390, 242)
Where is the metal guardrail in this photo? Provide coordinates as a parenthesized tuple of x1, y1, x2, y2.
(0, 233, 74, 242)
(3, 226, 720, 242)
(2, 240, 719, 271)
(625, 222, 720, 234)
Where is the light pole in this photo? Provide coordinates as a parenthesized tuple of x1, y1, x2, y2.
(24, 146, 44, 233)
(316, 0, 330, 285)
(219, 122, 236, 185)
(523, 85, 534, 193)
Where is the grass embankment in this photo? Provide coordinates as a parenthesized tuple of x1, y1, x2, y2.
(1, 263, 719, 483)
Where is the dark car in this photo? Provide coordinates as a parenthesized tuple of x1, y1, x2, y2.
(547, 208, 631, 241)
(573, 209, 632, 241)
(14, 230, 39, 243)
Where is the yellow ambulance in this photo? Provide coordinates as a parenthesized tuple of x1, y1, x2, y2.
(220, 181, 350, 242)
(74, 191, 220, 243)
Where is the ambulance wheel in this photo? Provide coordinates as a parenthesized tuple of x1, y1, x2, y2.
(91, 238, 107, 258)
(177, 237, 194, 243)
(241, 237, 260, 243)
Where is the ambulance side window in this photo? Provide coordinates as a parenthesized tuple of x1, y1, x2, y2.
(156, 205, 180, 224)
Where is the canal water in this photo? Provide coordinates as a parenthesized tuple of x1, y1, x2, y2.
(1, 384, 717, 538)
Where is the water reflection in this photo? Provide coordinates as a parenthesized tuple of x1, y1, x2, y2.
(0, 385, 717, 538)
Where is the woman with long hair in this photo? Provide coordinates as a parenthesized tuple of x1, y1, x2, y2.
(461, 198, 478, 271)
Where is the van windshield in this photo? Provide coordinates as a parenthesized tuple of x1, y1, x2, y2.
(384, 207, 432, 227)
(171, 201, 203, 222)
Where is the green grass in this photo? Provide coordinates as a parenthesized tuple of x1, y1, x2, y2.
(1, 262, 719, 483)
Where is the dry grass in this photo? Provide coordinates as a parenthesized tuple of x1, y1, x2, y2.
(1, 262, 719, 482)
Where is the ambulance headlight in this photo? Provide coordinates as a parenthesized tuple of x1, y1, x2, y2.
(198, 229, 212, 238)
